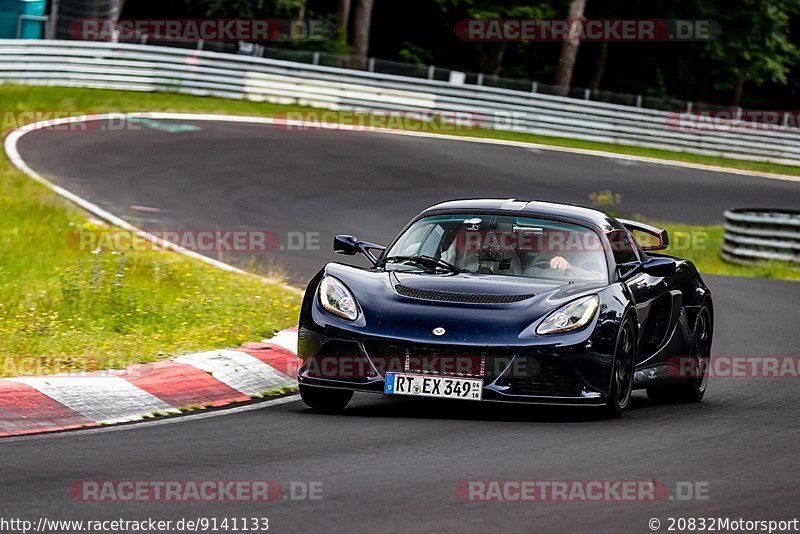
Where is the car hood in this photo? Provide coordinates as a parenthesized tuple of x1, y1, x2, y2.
(321, 263, 607, 344)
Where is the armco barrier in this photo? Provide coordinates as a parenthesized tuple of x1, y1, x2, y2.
(1, 40, 800, 165)
(722, 209, 800, 265)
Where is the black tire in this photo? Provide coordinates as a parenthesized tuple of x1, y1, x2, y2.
(647, 304, 712, 404)
(602, 316, 636, 419)
(299, 384, 353, 413)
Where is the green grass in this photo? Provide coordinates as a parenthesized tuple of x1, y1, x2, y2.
(0, 84, 797, 376)
(657, 223, 800, 281)
(592, 191, 800, 281)
(0, 86, 303, 376)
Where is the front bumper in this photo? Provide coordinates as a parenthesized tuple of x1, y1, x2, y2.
(297, 322, 615, 406)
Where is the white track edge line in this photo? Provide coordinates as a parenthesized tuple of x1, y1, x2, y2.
(3, 115, 302, 295)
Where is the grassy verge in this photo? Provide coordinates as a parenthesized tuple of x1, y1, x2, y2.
(0, 87, 303, 377)
(594, 191, 800, 281)
(658, 224, 799, 281)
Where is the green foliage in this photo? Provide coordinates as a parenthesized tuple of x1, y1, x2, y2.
(171, 0, 799, 106)
(398, 43, 434, 65)
(697, 0, 799, 101)
(187, 0, 303, 19)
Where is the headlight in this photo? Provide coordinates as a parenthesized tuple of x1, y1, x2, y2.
(318, 276, 359, 321)
(536, 295, 599, 335)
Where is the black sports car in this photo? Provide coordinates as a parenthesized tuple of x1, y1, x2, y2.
(297, 199, 713, 417)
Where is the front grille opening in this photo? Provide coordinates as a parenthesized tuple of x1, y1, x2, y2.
(307, 340, 372, 380)
(395, 284, 535, 304)
(497, 356, 581, 396)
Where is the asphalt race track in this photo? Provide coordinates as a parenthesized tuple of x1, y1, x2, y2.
(3, 118, 800, 533)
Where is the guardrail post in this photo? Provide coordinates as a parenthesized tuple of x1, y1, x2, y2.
(312, 52, 320, 65)
(477, 73, 484, 86)
(584, 88, 591, 100)
(531, 81, 538, 93)
(367, 58, 375, 72)
(45, 0, 58, 39)
(636, 95, 642, 107)
(687, 101, 693, 113)
(427, 65, 435, 80)
(197, 40, 204, 51)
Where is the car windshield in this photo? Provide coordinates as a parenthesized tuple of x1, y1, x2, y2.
(384, 213, 608, 282)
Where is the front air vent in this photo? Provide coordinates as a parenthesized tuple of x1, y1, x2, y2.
(394, 284, 535, 304)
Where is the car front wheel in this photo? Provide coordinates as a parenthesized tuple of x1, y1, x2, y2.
(602, 316, 636, 418)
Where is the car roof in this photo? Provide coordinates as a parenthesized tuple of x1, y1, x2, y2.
(420, 199, 616, 230)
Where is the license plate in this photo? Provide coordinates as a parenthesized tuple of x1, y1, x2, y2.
(384, 372, 483, 401)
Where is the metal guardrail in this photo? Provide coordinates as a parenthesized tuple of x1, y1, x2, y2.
(1, 40, 800, 165)
(722, 209, 800, 265)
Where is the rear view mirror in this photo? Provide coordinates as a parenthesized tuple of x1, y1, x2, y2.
(618, 219, 669, 251)
(334, 235, 360, 255)
(334, 235, 386, 267)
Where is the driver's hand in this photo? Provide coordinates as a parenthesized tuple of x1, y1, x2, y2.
(550, 256, 571, 273)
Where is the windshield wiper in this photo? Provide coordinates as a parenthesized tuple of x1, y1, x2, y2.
(384, 255, 464, 274)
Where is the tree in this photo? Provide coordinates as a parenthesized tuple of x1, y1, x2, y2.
(697, 0, 799, 107)
(337, 0, 352, 41)
(353, 0, 375, 64)
(189, 0, 305, 19)
(434, 0, 556, 75)
(553, 0, 587, 95)
(588, 41, 608, 92)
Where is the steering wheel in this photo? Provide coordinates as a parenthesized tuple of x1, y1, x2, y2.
(528, 259, 553, 270)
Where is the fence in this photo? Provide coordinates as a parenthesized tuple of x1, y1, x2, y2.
(1, 40, 799, 165)
(722, 209, 800, 265)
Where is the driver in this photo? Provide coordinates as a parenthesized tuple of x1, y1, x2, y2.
(546, 253, 605, 280)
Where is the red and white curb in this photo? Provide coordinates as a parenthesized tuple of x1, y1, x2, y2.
(0, 329, 299, 437)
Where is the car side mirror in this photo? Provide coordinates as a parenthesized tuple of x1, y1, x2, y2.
(334, 235, 386, 267)
(641, 257, 677, 277)
(334, 235, 360, 255)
